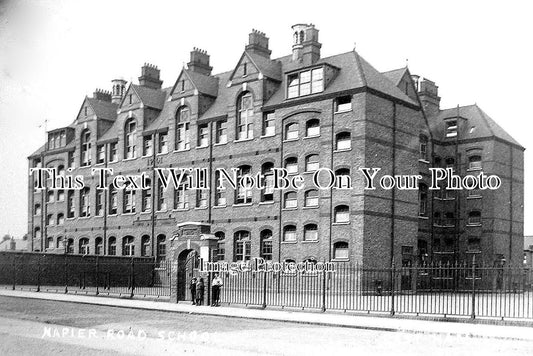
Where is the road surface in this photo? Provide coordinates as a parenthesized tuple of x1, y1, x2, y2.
(0, 295, 532, 355)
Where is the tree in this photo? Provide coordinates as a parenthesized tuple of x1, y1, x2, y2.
(2, 234, 12, 242)
(22, 234, 28, 241)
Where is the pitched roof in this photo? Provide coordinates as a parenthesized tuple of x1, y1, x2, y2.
(131, 84, 167, 110)
(429, 104, 523, 148)
(200, 71, 234, 119)
(86, 98, 118, 121)
(245, 52, 282, 81)
(184, 69, 219, 97)
(264, 51, 417, 108)
(382, 67, 408, 86)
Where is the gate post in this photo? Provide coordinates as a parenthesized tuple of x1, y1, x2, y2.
(471, 254, 476, 319)
(11, 255, 16, 290)
(36, 255, 41, 292)
(390, 262, 396, 316)
(130, 258, 135, 298)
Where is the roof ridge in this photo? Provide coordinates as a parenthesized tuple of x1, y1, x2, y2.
(474, 104, 495, 136)
(352, 50, 367, 87)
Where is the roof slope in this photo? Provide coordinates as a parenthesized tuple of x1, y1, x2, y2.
(86, 98, 118, 121)
(264, 51, 417, 108)
(382, 67, 408, 86)
(132, 84, 167, 110)
(429, 104, 523, 148)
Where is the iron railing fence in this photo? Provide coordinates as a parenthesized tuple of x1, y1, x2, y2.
(0, 257, 532, 320)
(217, 262, 533, 319)
(0, 257, 172, 299)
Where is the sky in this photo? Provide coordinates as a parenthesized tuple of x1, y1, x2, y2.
(0, 0, 531, 238)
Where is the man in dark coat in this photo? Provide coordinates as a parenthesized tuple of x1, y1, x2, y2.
(189, 277, 197, 305)
(195, 278, 205, 306)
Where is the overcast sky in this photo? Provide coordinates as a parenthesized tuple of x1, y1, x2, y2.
(0, 0, 531, 238)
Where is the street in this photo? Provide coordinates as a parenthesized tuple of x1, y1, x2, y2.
(0, 295, 532, 356)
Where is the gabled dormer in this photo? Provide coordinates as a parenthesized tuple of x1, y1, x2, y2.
(228, 30, 281, 87)
(382, 67, 419, 102)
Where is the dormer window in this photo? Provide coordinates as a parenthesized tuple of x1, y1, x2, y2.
(445, 119, 458, 138)
(287, 67, 324, 99)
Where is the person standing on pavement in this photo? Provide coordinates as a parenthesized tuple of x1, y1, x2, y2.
(195, 278, 205, 306)
(211, 273, 223, 307)
(189, 277, 197, 305)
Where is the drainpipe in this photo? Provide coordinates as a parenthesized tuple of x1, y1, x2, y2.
(390, 103, 397, 268)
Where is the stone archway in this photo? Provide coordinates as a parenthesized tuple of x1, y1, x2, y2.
(176, 248, 198, 301)
(169, 222, 218, 303)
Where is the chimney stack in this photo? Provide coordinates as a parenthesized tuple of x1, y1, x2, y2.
(418, 78, 441, 117)
(187, 48, 212, 76)
(111, 78, 127, 104)
(93, 88, 112, 102)
(138, 63, 163, 89)
(246, 29, 271, 58)
(291, 23, 321, 65)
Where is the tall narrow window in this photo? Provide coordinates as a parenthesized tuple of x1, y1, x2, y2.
(95, 237, 103, 255)
(285, 157, 298, 175)
(214, 170, 226, 206)
(123, 188, 136, 213)
(335, 132, 351, 151)
(215, 120, 227, 144)
(335, 96, 352, 112)
(122, 236, 135, 256)
(158, 132, 168, 154)
(261, 162, 274, 202)
(66, 238, 74, 254)
(46, 214, 53, 226)
(283, 225, 296, 242)
(157, 234, 166, 262)
(108, 236, 117, 256)
(175, 107, 191, 150)
(260, 230, 273, 260)
(215, 232, 225, 262)
(97, 144, 105, 164)
(124, 119, 137, 159)
(196, 189, 208, 208)
(197, 124, 209, 148)
(142, 179, 152, 212)
(157, 181, 167, 211)
(173, 177, 189, 209)
(233, 231, 251, 262)
(109, 142, 118, 162)
(304, 224, 318, 241)
(419, 183, 428, 216)
(95, 189, 104, 216)
(262, 112, 275, 137)
(68, 152, 75, 168)
(34, 204, 41, 215)
(56, 213, 64, 225)
(445, 119, 458, 138)
(305, 154, 319, 172)
(143, 135, 153, 156)
(284, 191, 297, 209)
(235, 165, 252, 204)
(333, 241, 349, 259)
(334, 205, 349, 223)
(420, 135, 428, 161)
(304, 189, 319, 207)
(109, 185, 118, 214)
(305, 119, 320, 137)
(141, 235, 150, 257)
(285, 122, 299, 140)
(80, 187, 90, 217)
(80, 129, 91, 166)
(67, 191, 75, 218)
(79, 238, 90, 255)
(236, 92, 254, 140)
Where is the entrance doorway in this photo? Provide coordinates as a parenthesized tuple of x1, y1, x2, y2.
(176, 249, 199, 301)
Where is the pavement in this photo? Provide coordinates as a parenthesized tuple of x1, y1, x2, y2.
(0, 288, 532, 342)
